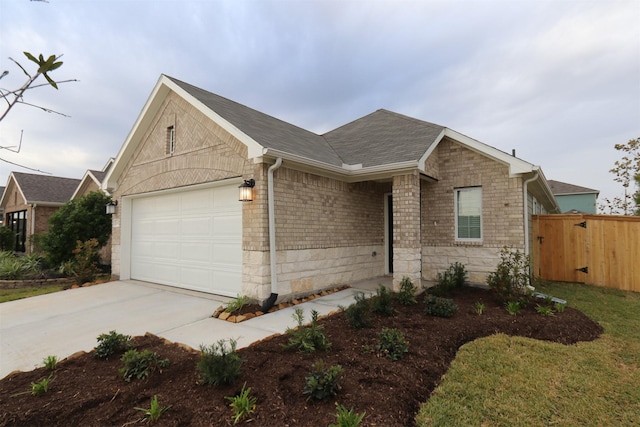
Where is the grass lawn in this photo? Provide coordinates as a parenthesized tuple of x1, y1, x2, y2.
(0, 282, 70, 303)
(416, 281, 640, 427)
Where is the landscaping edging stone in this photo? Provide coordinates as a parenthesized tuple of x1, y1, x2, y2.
(211, 285, 349, 323)
(0, 277, 70, 290)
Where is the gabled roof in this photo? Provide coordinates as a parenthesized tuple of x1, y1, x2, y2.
(548, 180, 599, 196)
(71, 169, 108, 199)
(1, 172, 80, 206)
(104, 74, 550, 199)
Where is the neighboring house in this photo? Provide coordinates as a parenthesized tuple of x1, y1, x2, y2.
(0, 172, 81, 253)
(103, 74, 559, 303)
(547, 180, 599, 214)
(72, 158, 115, 264)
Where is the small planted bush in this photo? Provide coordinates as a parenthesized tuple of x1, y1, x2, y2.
(343, 292, 372, 329)
(371, 285, 394, 316)
(120, 349, 169, 382)
(134, 395, 171, 423)
(487, 246, 532, 303)
(225, 382, 257, 425)
(94, 330, 133, 359)
(303, 360, 343, 401)
(505, 301, 522, 316)
(554, 302, 566, 313)
(198, 338, 243, 386)
(43, 355, 58, 371)
(433, 262, 468, 295)
(424, 294, 459, 318)
(536, 304, 555, 316)
(474, 301, 485, 315)
(283, 308, 331, 353)
(376, 328, 409, 361)
(224, 295, 248, 314)
(329, 403, 366, 427)
(31, 376, 51, 396)
(396, 276, 418, 305)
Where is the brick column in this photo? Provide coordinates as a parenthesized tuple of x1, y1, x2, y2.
(392, 172, 422, 290)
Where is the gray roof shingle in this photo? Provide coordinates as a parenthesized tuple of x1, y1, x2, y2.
(548, 180, 599, 195)
(168, 76, 344, 167)
(324, 110, 445, 167)
(13, 172, 81, 204)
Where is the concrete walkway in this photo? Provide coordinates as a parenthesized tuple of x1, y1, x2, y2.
(0, 278, 387, 379)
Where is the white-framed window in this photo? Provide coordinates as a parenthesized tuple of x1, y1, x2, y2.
(166, 125, 175, 154)
(455, 187, 482, 241)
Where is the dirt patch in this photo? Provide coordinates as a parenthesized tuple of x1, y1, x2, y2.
(0, 287, 603, 426)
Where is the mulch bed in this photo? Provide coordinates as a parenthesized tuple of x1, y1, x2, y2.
(0, 286, 603, 426)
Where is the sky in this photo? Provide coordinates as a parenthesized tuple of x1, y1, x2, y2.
(0, 0, 638, 211)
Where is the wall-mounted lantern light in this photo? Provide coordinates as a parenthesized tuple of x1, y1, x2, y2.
(106, 200, 118, 215)
(238, 179, 255, 202)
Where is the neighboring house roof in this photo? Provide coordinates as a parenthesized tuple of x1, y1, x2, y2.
(71, 169, 108, 199)
(548, 180, 599, 196)
(104, 74, 559, 212)
(1, 172, 80, 207)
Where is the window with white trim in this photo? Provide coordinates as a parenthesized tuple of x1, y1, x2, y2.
(166, 125, 175, 155)
(455, 187, 482, 241)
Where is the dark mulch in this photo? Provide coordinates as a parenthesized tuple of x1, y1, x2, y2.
(0, 287, 603, 427)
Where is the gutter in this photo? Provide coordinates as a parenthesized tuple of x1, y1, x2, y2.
(523, 170, 539, 257)
(260, 157, 283, 312)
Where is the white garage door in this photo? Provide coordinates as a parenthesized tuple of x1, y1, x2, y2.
(130, 184, 242, 296)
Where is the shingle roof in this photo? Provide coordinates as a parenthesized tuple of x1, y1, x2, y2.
(168, 77, 344, 167)
(547, 180, 599, 196)
(13, 172, 81, 204)
(89, 170, 107, 183)
(324, 110, 445, 167)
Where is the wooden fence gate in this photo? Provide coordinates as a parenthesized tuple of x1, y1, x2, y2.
(532, 214, 640, 292)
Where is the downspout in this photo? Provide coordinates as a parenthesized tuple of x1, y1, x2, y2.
(260, 157, 283, 312)
(523, 170, 539, 258)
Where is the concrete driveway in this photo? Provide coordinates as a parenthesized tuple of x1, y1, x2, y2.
(0, 279, 376, 379)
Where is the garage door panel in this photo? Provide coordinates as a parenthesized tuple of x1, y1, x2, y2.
(181, 216, 211, 235)
(130, 184, 242, 296)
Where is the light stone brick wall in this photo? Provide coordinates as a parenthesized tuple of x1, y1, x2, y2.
(242, 167, 388, 300)
(421, 137, 525, 283)
(392, 172, 422, 289)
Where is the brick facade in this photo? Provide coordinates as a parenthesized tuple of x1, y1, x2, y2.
(420, 137, 525, 282)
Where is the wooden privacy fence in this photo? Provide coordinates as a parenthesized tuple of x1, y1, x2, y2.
(532, 214, 640, 292)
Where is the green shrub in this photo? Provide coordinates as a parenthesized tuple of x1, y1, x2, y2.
(343, 292, 372, 329)
(224, 295, 248, 314)
(433, 262, 468, 295)
(30, 376, 51, 396)
(0, 227, 15, 251)
(535, 304, 555, 316)
(474, 301, 485, 315)
(41, 191, 112, 267)
(94, 330, 133, 359)
(0, 257, 24, 280)
(396, 276, 418, 305)
(134, 395, 171, 423)
(198, 338, 243, 386)
(487, 247, 532, 303)
(43, 355, 58, 371)
(424, 294, 459, 318)
(371, 285, 394, 316)
(71, 238, 100, 284)
(303, 360, 343, 401)
(225, 382, 257, 425)
(329, 403, 366, 427)
(283, 309, 331, 353)
(119, 349, 169, 382)
(554, 302, 566, 313)
(376, 328, 409, 361)
(505, 301, 522, 316)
